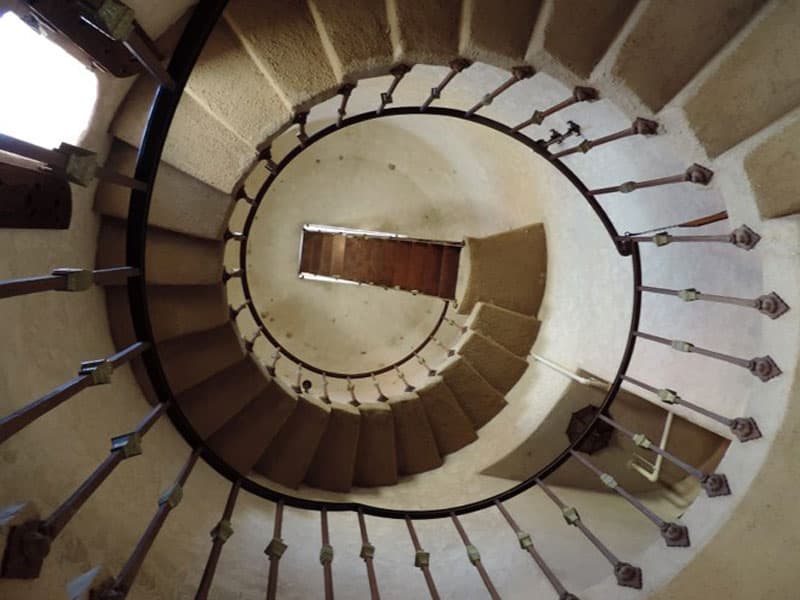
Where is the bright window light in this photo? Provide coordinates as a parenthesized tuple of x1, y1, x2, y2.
(0, 12, 97, 149)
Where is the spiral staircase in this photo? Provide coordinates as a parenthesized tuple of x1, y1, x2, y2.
(1, 1, 799, 599)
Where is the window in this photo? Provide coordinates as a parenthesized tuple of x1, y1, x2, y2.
(0, 12, 97, 148)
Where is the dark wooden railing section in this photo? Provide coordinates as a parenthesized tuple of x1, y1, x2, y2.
(0, 1, 789, 598)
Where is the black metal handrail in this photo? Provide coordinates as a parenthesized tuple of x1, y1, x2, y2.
(124, 4, 639, 519)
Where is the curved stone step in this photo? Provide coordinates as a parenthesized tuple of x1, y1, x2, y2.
(745, 116, 800, 219)
(308, 0, 395, 79)
(465, 302, 541, 357)
(460, 0, 542, 67)
(387, 0, 461, 65)
(416, 377, 477, 455)
(458, 222, 546, 317)
(612, 0, 767, 112)
(353, 403, 398, 487)
(158, 323, 245, 395)
(254, 394, 331, 489)
(304, 402, 361, 492)
(176, 356, 269, 439)
(437, 355, 507, 429)
(111, 76, 255, 193)
(95, 141, 233, 241)
(105, 284, 228, 347)
(542, 0, 638, 79)
(206, 378, 298, 474)
(185, 18, 292, 147)
(389, 393, 443, 475)
(455, 330, 529, 394)
(225, 0, 339, 112)
(96, 217, 223, 285)
(683, 1, 799, 158)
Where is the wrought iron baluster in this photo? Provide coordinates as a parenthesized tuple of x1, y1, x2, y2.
(639, 285, 788, 319)
(358, 510, 381, 599)
(0, 267, 139, 300)
(511, 86, 598, 132)
(597, 415, 730, 496)
(0, 134, 147, 189)
(0, 342, 148, 445)
(265, 501, 286, 600)
(378, 65, 411, 115)
(590, 163, 713, 195)
(421, 59, 472, 110)
(196, 481, 241, 600)
(450, 514, 501, 599)
(619, 225, 761, 251)
(414, 352, 437, 377)
(535, 479, 642, 589)
(633, 331, 780, 381)
(337, 83, 357, 127)
(551, 118, 658, 159)
(371, 374, 388, 402)
(405, 517, 440, 600)
(320, 508, 334, 600)
(622, 375, 762, 442)
(230, 300, 251, 320)
(95, 450, 201, 599)
(266, 351, 282, 377)
(394, 366, 414, 392)
(570, 451, 690, 547)
(0, 403, 167, 579)
(347, 377, 360, 407)
(494, 500, 578, 599)
(465, 66, 535, 116)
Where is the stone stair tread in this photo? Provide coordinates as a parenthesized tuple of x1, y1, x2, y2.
(461, 0, 542, 67)
(389, 394, 443, 475)
(389, 0, 461, 65)
(111, 76, 255, 193)
(416, 376, 477, 455)
(309, 0, 395, 79)
(353, 403, 398, 487)
(206, 377, 298, 474)
(543, 0, 638, 79)
(95, 141, 233, 241)
(466, 301, 541, 357)
(455, 330, 530, 394)
(158, 323, 245, 396)
(105, 284, 228, 347)
(458, 223, 547, 317)
(437, 355, 507, 429)
(225, 0, 339, 111)
(186, 18, 291, 147)
(96, 217, 223, 286)
(175, 355, 266, 439)
(254, 392, 331, 488)
(305, 402, 361, 492)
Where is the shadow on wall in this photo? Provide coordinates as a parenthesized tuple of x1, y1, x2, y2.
(482, 370, 729, 498)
